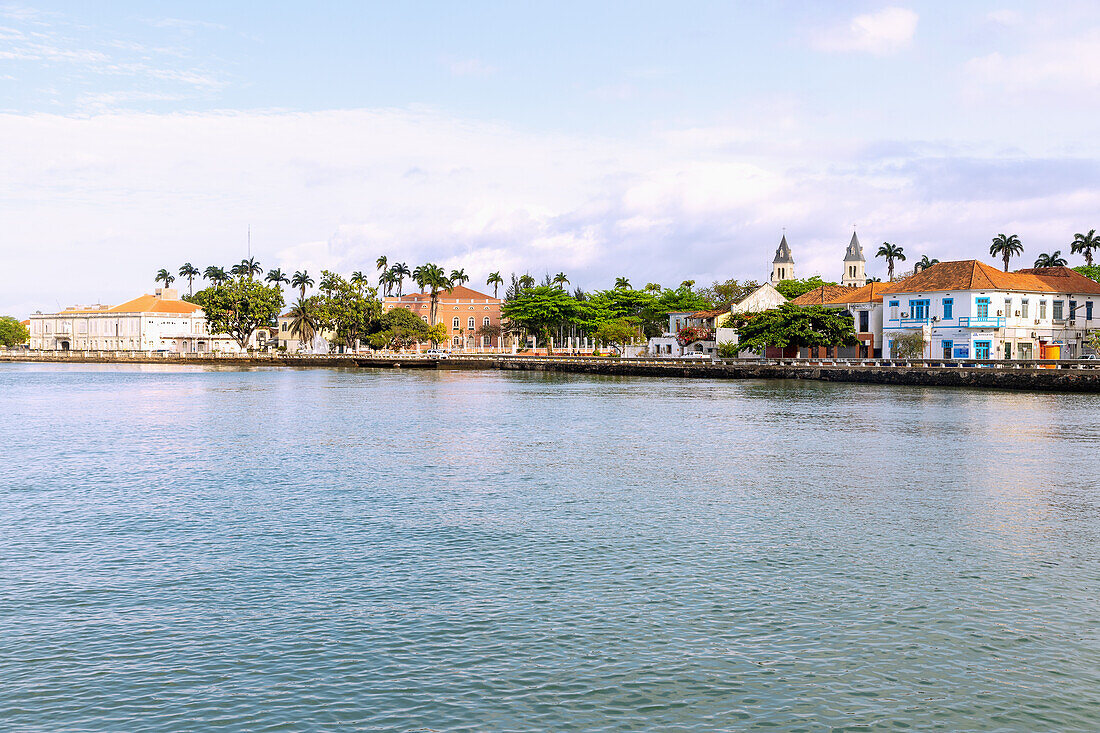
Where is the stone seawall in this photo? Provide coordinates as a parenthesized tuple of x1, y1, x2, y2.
(5, 353, 1100, 392)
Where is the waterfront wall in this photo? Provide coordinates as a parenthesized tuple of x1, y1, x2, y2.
(4, 351, 1100, 391)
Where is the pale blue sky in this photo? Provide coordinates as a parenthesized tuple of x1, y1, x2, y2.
(2, 1, 1099, 314)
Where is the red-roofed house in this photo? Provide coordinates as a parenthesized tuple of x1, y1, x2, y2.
(383, 285, 504, 351)
(879, 261, 1100, 359)
(28, 288, 245, 353)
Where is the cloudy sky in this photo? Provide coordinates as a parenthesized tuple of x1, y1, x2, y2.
(2, 1, 1099, 315)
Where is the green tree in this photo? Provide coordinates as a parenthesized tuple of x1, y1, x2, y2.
(265, 268, 290, 291)
(876, 242, 906, 281)
(392, 263, 411, 296)
(696, 278, 760, 307)
(593, 319, 637, 354)
(614, 276, 631, 290)
(199, 278, 284, 349)
(774, 276, 839, 300)
(486, 271, 504, 298)
(415, 263, 453, 325)
(1074, 265, 1100, 282)
(553, 272, 570, 289)
(1034, 251, 1068, 268)
(449, 268, 470, 287)
(0, 316, 29, 346)
(728, 304, 857, 354)
(204, 265, 228, 286)
(990, 233, 1023, 272)
(350, 271, 368, 294)
(286, 297, 319, 348)
(315, 271, 383, 350)
(155, 268, 175, 288)
(1072, 229, 1099, 267)
(371, 307, 430, 349)
(518, 273, 536, 289)
(501, 285, 575, 354)
(376, 255, 388, 275)
(891, 331, 925, 359)
(425, 322, 448, 346)
(233, 257, 262, 280)
(291, 270, 314, 298)
(915, 255, 939, 272)
(178, 263, 200, 295)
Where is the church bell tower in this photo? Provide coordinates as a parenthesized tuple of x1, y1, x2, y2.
(771, 235, 794, 286)
(841, 231, 866, 288)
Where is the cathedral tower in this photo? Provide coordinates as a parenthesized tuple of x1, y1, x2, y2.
(841, 231, 866, 288)
(771, 235, 794, 286)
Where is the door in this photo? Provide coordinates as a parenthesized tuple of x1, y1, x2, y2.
(942, 340, 952, 359)
(974, 340, 991, 360)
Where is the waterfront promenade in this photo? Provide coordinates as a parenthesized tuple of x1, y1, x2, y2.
(5, 349, 1100, 391)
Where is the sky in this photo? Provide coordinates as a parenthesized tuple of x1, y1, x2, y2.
(2, 1, 1099, 315)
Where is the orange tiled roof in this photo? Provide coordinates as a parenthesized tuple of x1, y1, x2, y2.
(388, 284, 499, 302)
(108, 294, 202, 315)
(1014, 266, 1100, 295)
(789, 284, 850, 305)
(880, 260, 1059, 295)
(825, 281, 893, 305)
(690, 307, 729, 318)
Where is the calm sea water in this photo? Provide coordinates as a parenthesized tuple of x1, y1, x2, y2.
(3, 363, 1100, 731)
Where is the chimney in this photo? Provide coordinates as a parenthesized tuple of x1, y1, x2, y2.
(155, 288, 179, 300)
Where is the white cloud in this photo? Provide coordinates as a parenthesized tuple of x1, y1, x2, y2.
(448, 58, 496, 77)
(811, 7, 918, 55)
(965, 28, 1100, 93)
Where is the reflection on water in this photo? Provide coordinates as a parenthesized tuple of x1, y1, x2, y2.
(2, 363, 1100, 731)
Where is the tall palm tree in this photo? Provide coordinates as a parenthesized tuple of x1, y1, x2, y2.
(412, 264, 427, 293)
(351, 271, 367, 295)
(393, 262, 411, 296)
(287, 297, 318, 348)
(155, 269, 175, 288)
(204, 265, 228, 286)
(237, 257, 262, 280)
(265, 268, 290, 291)
(553, 272, 570, 289)
(291, 270, 314, 299)
(914, 255, 939, 272)
(376, 255, 388, 275)
(866, 275, 882, 283)
(518, 274, 536, 289)
(1034, 251, 1068, 268)
(876, 242, 906, 281)
(614, 277, 631, 290)
(379, 269, 397, 297)
(449, 268, 469, 287)
(319, 271, 339, 296)
(178, 263, 199, 295)
(418, 263, 452, 325)
(1071, 229, 1099, 267)
(990, 233, 1023, 272)
(486, 271, 504, 298)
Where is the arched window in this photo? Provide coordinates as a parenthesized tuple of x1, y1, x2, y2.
(452, 317, 459, 329)
(483, 317, 490, 326)
(467, 317, 475, 329)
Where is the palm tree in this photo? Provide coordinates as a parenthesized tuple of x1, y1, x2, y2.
(379, 269, 397, 297)
(287, 297, 318, 349)
(1034, 251, 1068, 268)
(155, 268, 175, 288)
(418, 263, 453, 325)
(553, 272, 570, 289)
(237, 257, 262, 280)
(351, 271, 367, 295)
(990, 233, 1023, 272)
(1071, 229, 1099, 267)
(518, 274, 536, 289)
(614, 277, 631, 290)
(265, 268, 290, 291)
(178, 263, 199, 295)
(486, 271, 504, 298)
(876, 242, 906, 281)
(376, 255, 388, 275)
(291, 270, 314, 299)
(449, 268, 469, 287)
(392, 263, 411, 296)
(204, 265, 228, 286)
(914, 255, 939, 272)
(319, 271, 339, 296)
(866, 275, 882, 283)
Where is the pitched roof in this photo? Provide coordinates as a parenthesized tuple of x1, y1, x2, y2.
(826, 281, 892, 304)
(789, 284, 850, 305)
(108, 294, 202, 315)
(880, 260, 1059, 294)
(389, 284, 499, 302)
(843, 232, 865, 262)
(1014, 266, 1100, 295)
(772, 234, 794, 264)
(690, 307, 729, 318)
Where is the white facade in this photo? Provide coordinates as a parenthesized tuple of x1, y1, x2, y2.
(28, 288, 244, 353)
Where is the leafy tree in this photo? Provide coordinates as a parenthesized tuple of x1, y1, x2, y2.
(204, 265, 228, 286)
(0, 316, 29, 346)
(315, 271, 382, 350)
(501, 285, 575, 354)
(990, 233, 1023, 272)
(1034, 251, 1068, 268)
(716, 340, 739, 358)
(643, 282, 662, 294)
(179, 263, 200, 295)
(291, 270, 314, 298)
(876, 242, 906, 281)
(350, 271, 368, 295)
(425, 322, 448, 346)
(198, 278, 284, 349)
(774, 276, 838, 300)
(1072, 229, 1099, 267)
(593, 319, 638, 354)
(233, 257, 262, 280)
(155, 268, 175, 288)
(518, 273, 536, 289)
(696, 278, 760, 307)
(1074, 265, 1100, 282)
(728, 304, 856, 354)
(486, 271, 504, 298)
(371, 306, 430, 349)
(891, 331, 925, 359)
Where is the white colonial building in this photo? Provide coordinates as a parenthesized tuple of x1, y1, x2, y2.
(28, 288, 244, 353)
(880, 261, 1100, 359)
(649, 283, 786, 357)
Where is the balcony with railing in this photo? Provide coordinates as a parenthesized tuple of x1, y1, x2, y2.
(957, 316, 1005, 327)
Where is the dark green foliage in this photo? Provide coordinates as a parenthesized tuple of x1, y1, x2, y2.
(728, 304, 857, 354)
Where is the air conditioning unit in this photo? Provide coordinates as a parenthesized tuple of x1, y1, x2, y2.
(1069, 320, 1076, 326)
(997, 310, 1003, 316)
(1034, 319, 1041, 325)
(1015, 311, 1021, 317)
(1031, 332, 1037, 338)
(901, 312, 909, 318)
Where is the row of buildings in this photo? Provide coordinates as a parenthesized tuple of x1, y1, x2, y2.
(650, 234, 1100, 360)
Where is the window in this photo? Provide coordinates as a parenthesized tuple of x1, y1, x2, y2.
(943, 298, 953, 320)
(1053, 300, 1064, 321)
(976, 298, 990, 319)
(1088, 301, 1095, 321)
(1039, 300, 1047, 319)
(1021, 299, 1028, 318)
(483, 317, 490, 327)
(452, 317, 460, 329)
(909, 299, 929, 320)
(859, 311, 869, 332)
(467, 317, 475, 329)
(1069, 300, 1077, 320)
(1018, 342, 1033, 360)
(889, 300, 899, 320)
(281, 322, 287, 332)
